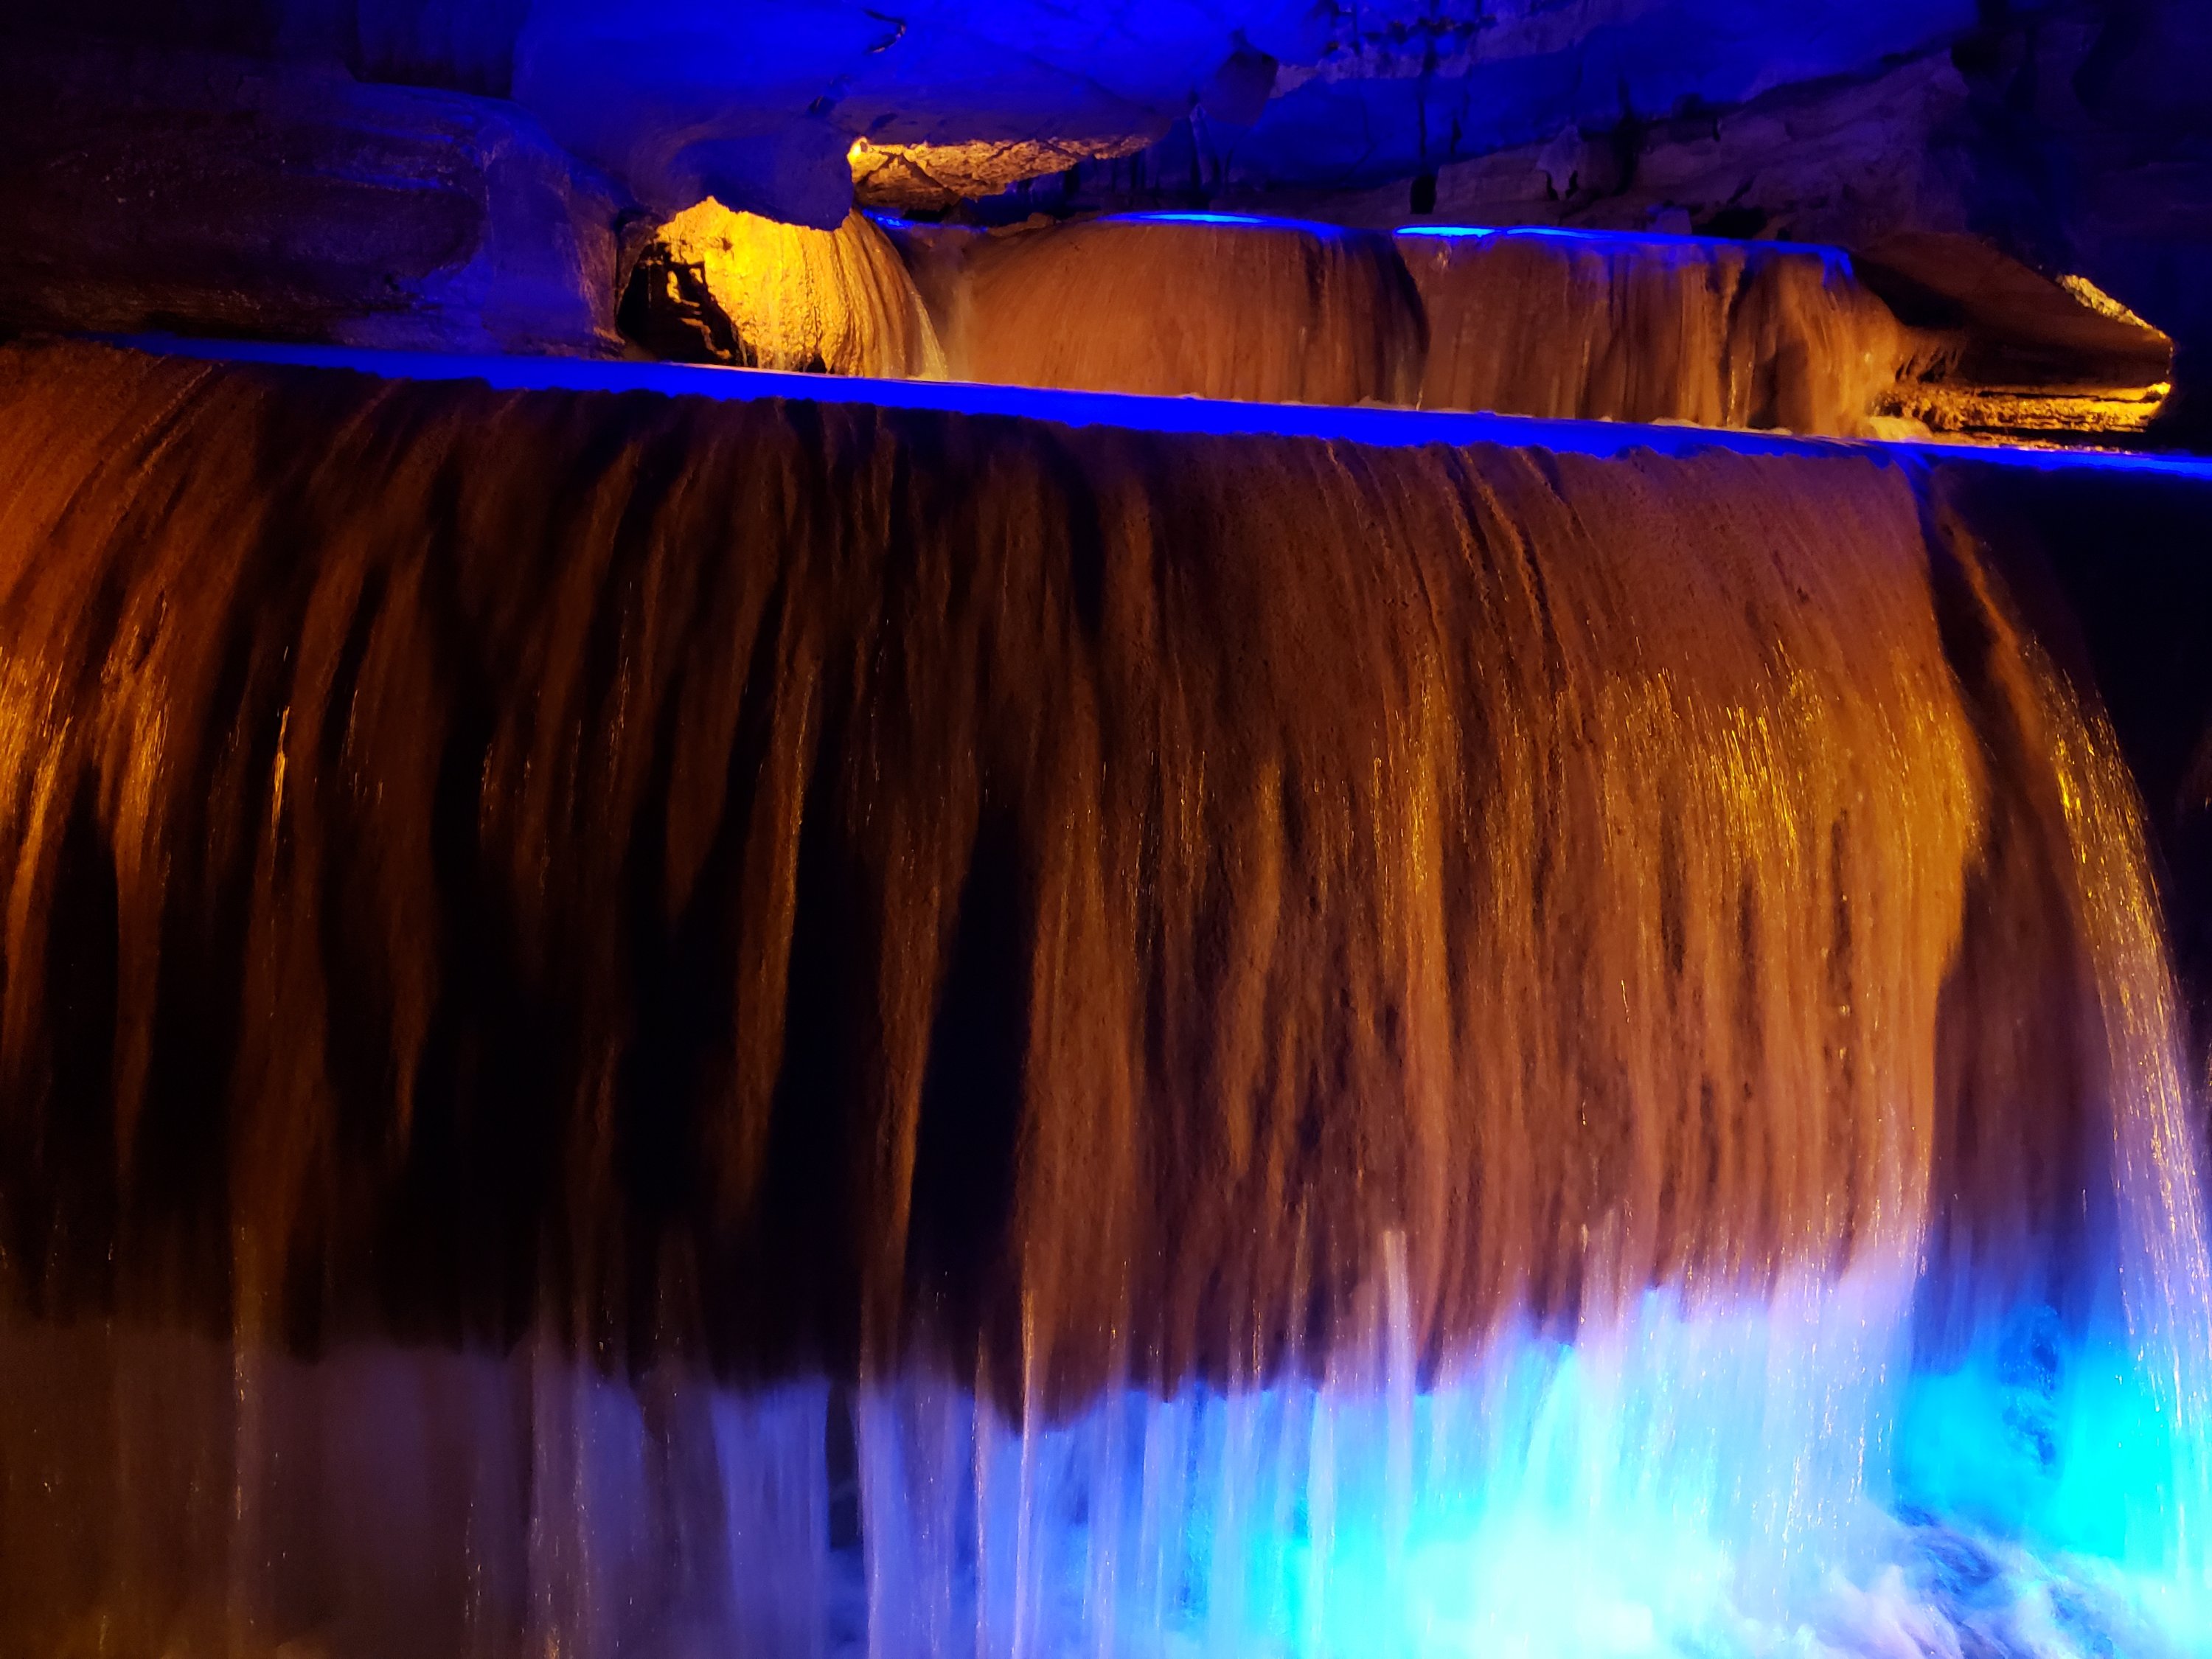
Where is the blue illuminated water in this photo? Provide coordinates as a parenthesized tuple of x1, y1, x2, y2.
(1107, 211, 1276, 226)
(828, 1260, 2211, 1659)
(106, 334, 2212, 481)
(99, 1262, 2183, 1658)
(1395, 223, 1853, 261)
(1100, 212, 1366, 236)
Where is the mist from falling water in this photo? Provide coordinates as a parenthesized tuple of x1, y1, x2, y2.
(0, 342, 2210, 1658)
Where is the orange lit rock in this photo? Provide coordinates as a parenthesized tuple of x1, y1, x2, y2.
(1855, 234, 2177, 445)
(850, 137, 1155, 212)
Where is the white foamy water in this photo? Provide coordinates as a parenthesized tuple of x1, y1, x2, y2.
(6, 1256, 2208, 1658)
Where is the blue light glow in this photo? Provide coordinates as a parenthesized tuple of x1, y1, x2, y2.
(11, 1253, 2205, 1656)
(835, 1267, 2212, 1658)
(1395, 223, 1851, 260)
(1108, 211, 1267, 226)
(1102, 210, 1364, 237)
(107, 335, 2212, 483)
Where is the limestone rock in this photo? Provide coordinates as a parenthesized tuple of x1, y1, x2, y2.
(1859, 234, 2175, 443)
(852, 138, 1154, 214)
(502, 0, 1318, 218)
(1236, 0, 1981, 191)
(1159, 52, 1978, 249)
(0, 41, 624, 354)
(2, 0, 2203, 438)
(654, 122, 858, 232)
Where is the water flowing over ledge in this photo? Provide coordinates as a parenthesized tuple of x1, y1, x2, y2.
(100, 333, 2212, 476)
(1, 340, 2211, 1657)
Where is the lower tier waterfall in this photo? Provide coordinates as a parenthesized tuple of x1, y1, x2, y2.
(0, 341, 2207, 1657)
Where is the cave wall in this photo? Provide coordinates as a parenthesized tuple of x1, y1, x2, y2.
(0, 39, 623, 353)
(0, 0, 2205, 436)
(0, 2, 2029, 208)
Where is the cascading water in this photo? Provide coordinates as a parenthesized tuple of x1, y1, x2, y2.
(621, 205, 947, 379)
(924, 214, 1428, 406)
(1394, 226, 1929, 436)
(0, 339, 2208, 1658)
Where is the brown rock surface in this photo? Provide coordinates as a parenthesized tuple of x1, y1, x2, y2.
(851, 137, 1155, 213)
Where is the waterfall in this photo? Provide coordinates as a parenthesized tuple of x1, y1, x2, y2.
(731, 214, 1924, 437)
(1396, 228, 1927, 435)
(0, 339, 2205, 1656)
(622, 205, 946, 378)
(933, 215, 1427, 406)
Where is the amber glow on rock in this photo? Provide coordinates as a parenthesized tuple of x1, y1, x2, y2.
(849, 134, 1152, 210)
(622, 200, 944, 378)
